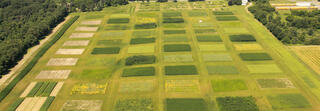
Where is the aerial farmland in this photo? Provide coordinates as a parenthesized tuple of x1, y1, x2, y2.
(0, 0, 320, 111)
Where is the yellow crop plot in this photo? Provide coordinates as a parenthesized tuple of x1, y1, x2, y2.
(290, 46, 320, 75)
(71, 83, 108, 95)
(136, 17, 156, 23)
(165, 80, 200, 93)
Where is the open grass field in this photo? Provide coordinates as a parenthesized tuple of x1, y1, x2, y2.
(1, 2, 320, 111)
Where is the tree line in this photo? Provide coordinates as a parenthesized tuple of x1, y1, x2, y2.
(55, 0, 129, 12)
(249, 0, 320, 44)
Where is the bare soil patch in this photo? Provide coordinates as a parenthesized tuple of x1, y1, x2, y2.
(47, 58, 78, 66)
(55, 49, 85, 55)
(63, 40, 90, 46)
(69, 33, 94, 38)
(36, 70, 71, 79)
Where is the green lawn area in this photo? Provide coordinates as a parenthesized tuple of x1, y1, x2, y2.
(166, 98, 208, 111)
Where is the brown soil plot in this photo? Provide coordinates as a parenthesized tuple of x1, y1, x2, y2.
(36, 70, 71, 79)
(55, 49, 85, 55)
(47, 58, 78, 66)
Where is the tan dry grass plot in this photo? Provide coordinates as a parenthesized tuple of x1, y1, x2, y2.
(55, 49, 85, 55)
(16, 97, 47, 111)
(69, 33, 95, 38)
(75, 27, 98, 31)
(50, 82, 64, 96)
(47, 58, 78, 66)
(20, 82, 37, 97)
(290, 46, 320, 75)
(81, 20, 102, 25)
(61, 100, 103, 111)
(36, 70, 71, 79)
(63, 40, 90, 46)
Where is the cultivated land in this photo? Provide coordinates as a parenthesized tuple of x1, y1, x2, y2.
(1, 1, 320, 111)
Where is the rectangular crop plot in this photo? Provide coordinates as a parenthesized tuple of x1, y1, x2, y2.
(81, 20, 102, 25)
(229, 34, 256, 42)
(75, 27, 98, 31)
(105, 25, 130, 30)
(16, 97, 48, 111)
(165, 65, 198, 75)
(163, 23, 185, 28)
(188, 11, 208, 17)
(163, 12, 182, 17)
(130, 38, 155, 45)
(216, 96, 259, 111)
(61, 100, 103, 111)
(202, 53, 232, 62)
(247, 64, 283, 74)
(224, 28, 249, 33)
(134, 23, 157, 29)
(216, 16, 239, 21)
(78, 69, 113, 80)
(107, 18, 130, 24)
(110, 14, 130, 18)
(213, 11, 234, 15)
(194, 29, 216, 34)
(267, 94, 311, 109)
(91, 47, 120, 54)
(211, 79, 247, 92)
(71, 83, 108, 95)
(47, 58, 78, 66)
(257, 78, 295, 88)
(164, 54, 193, 63)
(239, 53, 272, 61)
(164, 44, 191, 52)
(164, 30, 186, 35)
(163, 18, 184, 23)
(102, 31, 125, 37)
(97, 40, 122, 46)
(36, 70, 71, 79)
(128, 45, 155, 54)
(234, 43, 263, 51)
(125, 55, 156, 66)
(197, 35, 222, 42)
(166, 98, 208, 111)
(69, 33, 94, 38)
(119, 80, 154, 93)
(55, 49, 85, 55)
(20, 82, 37, 97)
(115, 98, 153, 111)
(132, 30, 156, 37)
(50, 82, 64, 96)
(207, 65, 239, 74)
(165, 80, 200, 93)
(122, 67, 155, 77)
(164, 36, 188, 42)
(26, 82, 58, 97)
(63, 40, 89, 46)
(199, 44, 226, 52)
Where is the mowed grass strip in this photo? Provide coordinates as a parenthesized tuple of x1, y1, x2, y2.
(229, 34, 256, 42)
(216, 96, 259, 111)
(197, 35, 222, 42)
(122, 67, 155, 77)
(267, 94, 311, 109)
(211, 79, 247, 92)
(107, 18, 130, 24)
(194, 29, 216, 34)
(163, 12, 182, 17)
(239, 53, 272, 61)
(163, 18, 184, 23)
(91, 47, 120, 54)
(207, 65, 239, 74)
(164, 44, 191, 52)
(164, 30, 186, 35)
(125, 55, 156, 66)
(216, 16, 239, 21)
(166, 98, 208, 111)
(165, 65, 198, 75)
(130, 38, 155, 45)
(134, 23, 157, 29)
(213, 11, 234, 15)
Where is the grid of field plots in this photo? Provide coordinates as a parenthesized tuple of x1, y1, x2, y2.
(3, 1, 318, 111)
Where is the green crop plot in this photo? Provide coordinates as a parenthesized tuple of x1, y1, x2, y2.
(216, 16, 239, 21)
(122, 67, 155, 77)
(207, 65, 239, 74)
(197, 35, 222, 42)
(199, 44, 226, 51)
(211, 79, 248, 92)
(134, 23, 157, 29)
(101, 31, 125, 37)
(216, 96, 259, 111)
(97, 40, 122, 46)
(239, 53, 272, 61)
(164, 36, 188, 42)
(127, 45, 155, 53)
(164, 54, 193, 63)
(130, 38, 155, 44)
(91, 47, 120, 54)
(125, 55, 156, 66)
(115, 98, 153, 111)
(229, 34, 256, 42)
(77, 69, 113, 80)
(166, 98, 208, 111)
(105, 25, 130, 30)
(163, 12, 182, 17)
(247, 64, 283, 74)
(164, 44, 191, 52)
(213, 11, 234, 15)
(84, 57, 116, 66)
(257, 78, 295, 88)
(188, 11, 208, 17)
(219, 21, 242, 27)
(163, 23, 185, 28)
(108, 18, 130, 24)
(163, 18, 184, 23)
(119, 80, 154, 93)
(194, 29, 216, 34)
(165, 65, 198, 75)
(164, 30, 186, 35)
(202, 53, 232, 62)
(267, 94, 311, 109)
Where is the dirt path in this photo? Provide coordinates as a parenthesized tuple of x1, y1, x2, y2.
(0, 16, 71, 89)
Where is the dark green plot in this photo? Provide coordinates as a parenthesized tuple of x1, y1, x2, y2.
(125, 55, 156, 66)
(229, 34, 256, 42)
(239, 53, 272, 61)
(134, 23, 157, 29)
(216, 16, 239, 21)
(163, 12, 182, 17)
(194, 29, 216, 34)
(91, 47, 120, 54)
(164, 44, 191, 52)
(105, 25, 130, 30)
(165, 65, 198, 75)
(163, 18, 184, 23)
(216, 96, 259, 111)
(122, 67, 155, 77)
(197, 35, 222, 42)
(164, 30, 186, 35)
(107, 18, 130, 24)
(166, 98, 208, 111)
(213, 11, 234, 15)
(130, 38, 155, 45)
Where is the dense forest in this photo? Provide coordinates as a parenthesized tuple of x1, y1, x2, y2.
(249, 0, 320, 44)
(0, 0, 129, 76)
